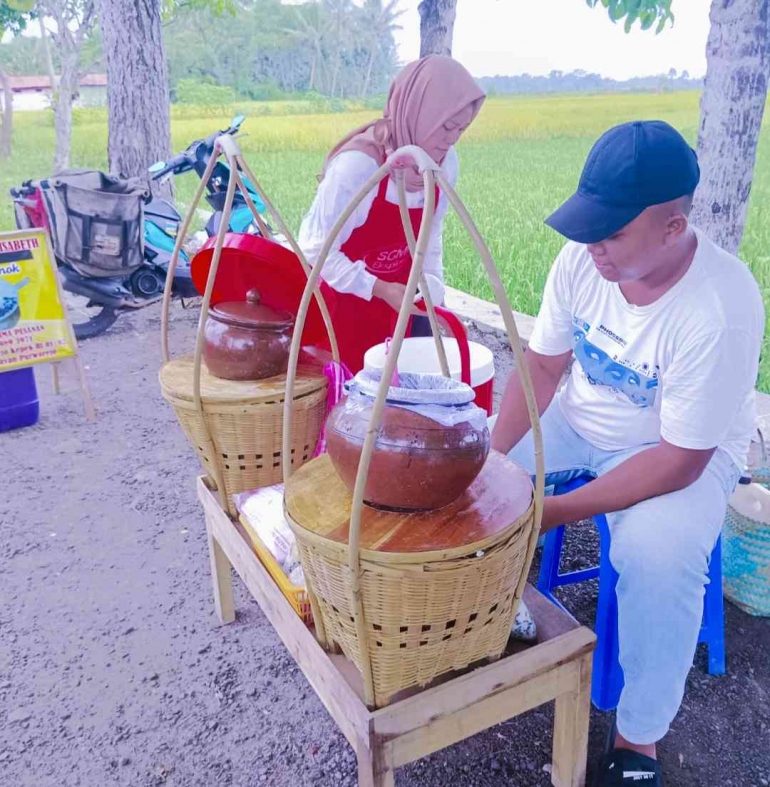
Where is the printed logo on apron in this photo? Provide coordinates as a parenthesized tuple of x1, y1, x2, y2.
(366, 245, 411, 274)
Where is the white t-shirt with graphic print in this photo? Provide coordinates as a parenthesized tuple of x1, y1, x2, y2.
(528, 227, 765, 469)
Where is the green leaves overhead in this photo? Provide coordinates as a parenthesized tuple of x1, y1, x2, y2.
(160, 0, 237, 24)
(585, 0, 674, 33)
(0, 0, 30, 39)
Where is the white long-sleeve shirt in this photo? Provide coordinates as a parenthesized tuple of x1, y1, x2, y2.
(298, 147, 459, 305)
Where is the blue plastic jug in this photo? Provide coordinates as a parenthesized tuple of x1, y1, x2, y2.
(0, 367, 40, 432)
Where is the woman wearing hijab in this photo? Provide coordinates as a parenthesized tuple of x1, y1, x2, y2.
(298, 55, 486, 374)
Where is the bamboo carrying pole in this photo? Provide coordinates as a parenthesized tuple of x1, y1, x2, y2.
(283, 145, 545, 708)
(160, 135, 339, 367)
(233, 153, 341, 365)
(159, 133, 341, 510)
(160, 152, 218, 365)
(395, 171, 450, 379)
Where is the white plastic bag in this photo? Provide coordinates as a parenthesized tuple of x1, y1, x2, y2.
(234, 484, 299, 578)
(288, 564, 306, 587)
(348, 370, 488, 430)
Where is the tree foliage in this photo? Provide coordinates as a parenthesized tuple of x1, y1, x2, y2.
(0, 1, 31, 37)
(585, 0, 674, 35)
(163, 0, 400, 99)
(1, 0, 400, 100)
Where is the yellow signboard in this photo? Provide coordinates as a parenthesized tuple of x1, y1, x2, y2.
(0, 229, 76, 372)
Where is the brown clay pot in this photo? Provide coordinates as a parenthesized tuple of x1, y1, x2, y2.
(203, 288, 294, 381)
(325, 394, 490, 512)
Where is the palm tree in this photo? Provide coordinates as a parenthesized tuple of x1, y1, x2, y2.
(285, 5, 332, 93)
(324, 0, 352, 97)
(359, 0, 404, 98)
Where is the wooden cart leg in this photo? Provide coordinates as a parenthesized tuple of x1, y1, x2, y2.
(356, 737, 395, 787)
(206, 520, 235, 625)
(73, 355, 96, 422)
(552, 654, 592, 787)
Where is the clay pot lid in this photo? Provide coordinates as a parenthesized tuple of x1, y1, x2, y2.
(210, 288, 294, 331)
(284, 452, 534, 560)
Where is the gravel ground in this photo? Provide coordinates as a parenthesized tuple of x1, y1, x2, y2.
(0, 303, 768, 787)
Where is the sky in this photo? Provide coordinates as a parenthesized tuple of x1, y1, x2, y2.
(390, 0, 711, 80)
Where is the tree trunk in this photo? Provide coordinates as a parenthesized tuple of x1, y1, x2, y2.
(330, 33, 342, 96)
(53, 51, 79, 173)
(99, 0, 173, 198)
(691, 0, 770, 254)
(361, 40, 376, 97)
(309, 49, 318, 91)
(316, 41, 329, 93)
(418, 0, 457, 57)
(0, 69, 12, 158)
(39, 18, 58, 94)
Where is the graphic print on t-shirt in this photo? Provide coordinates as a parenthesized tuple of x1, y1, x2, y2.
(571, 316, 659, 407)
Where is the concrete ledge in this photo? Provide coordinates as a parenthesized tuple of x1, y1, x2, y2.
(757, 396, 770, 425)
(444, 286, 536, 344)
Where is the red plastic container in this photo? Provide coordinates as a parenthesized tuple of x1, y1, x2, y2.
(0, 367, 40, 432)
(191, 233, 337, 352)
(365, 305, 495, 416)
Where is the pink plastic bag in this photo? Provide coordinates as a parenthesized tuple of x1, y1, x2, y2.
(313, 359, 353, 457)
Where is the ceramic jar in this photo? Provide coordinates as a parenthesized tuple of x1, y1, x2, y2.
(325, 374, 490, 511)
(203, 288, 294, 381)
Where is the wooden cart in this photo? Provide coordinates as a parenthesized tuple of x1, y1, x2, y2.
(198, 476, 596, 787)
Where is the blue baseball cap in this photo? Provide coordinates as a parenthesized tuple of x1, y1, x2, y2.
(545, 120, 700, 244)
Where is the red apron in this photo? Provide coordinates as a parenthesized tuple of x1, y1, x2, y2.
(327, 177, 438, 374)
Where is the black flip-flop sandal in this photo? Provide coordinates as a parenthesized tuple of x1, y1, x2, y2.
(592, 717, 618, 787)
(593, 716, 663, 787)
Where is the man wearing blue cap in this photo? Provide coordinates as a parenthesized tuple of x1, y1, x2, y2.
(492, 121, 764, 786)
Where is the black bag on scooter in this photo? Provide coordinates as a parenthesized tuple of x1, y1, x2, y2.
(39, 169, 149, 278)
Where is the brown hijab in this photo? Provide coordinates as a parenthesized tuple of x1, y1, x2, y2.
(320, 55, 485, 185)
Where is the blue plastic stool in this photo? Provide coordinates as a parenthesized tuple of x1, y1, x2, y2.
(537, 476, 726, 711)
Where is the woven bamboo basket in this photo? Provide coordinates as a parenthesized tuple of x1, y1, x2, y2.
(285, 451, 535, 707)
(746, 426, 770, 485)
(281, 146, 545, 708)
(158, 135, 339, 515)
(159, 356, 326, 513)
(724, 448, 770, 617)
(300, 530, 531, 699)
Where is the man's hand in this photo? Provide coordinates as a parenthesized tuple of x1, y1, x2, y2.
(491, 349, 572, 454)
(373, 280, 423, 315)
(539, 440, 717, 532)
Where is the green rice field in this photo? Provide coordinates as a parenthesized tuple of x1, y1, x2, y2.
(3, 92, 770, 388)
